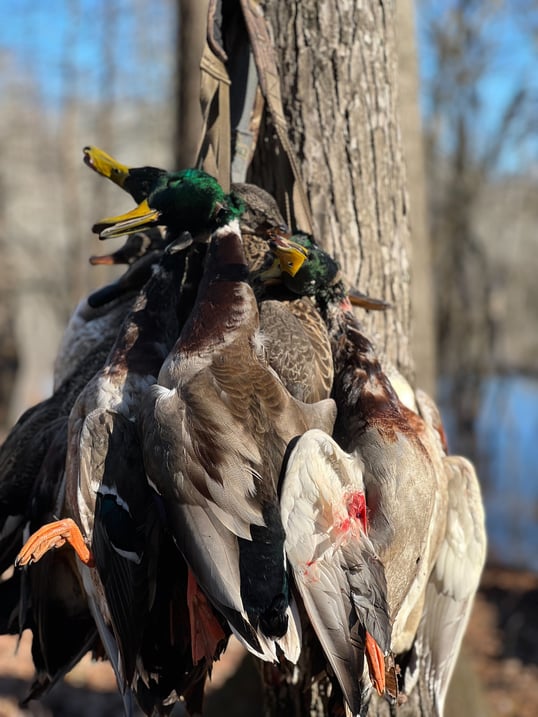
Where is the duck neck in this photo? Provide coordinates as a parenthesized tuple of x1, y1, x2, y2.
(328, 306, 401, 451)
(179, 220, 253, 355)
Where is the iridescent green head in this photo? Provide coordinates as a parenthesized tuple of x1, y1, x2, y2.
(267, 231, 390, 312)
(269, 232, 340, 298)
(93, 168, 244, 239)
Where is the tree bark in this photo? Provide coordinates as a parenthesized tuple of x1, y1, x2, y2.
(252, 0, 412, 377)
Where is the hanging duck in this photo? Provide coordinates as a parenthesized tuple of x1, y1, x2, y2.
(88, 170, 337, 661)
(17, 236, 224, 715)
(83, 146, 286, 277)
(280, 428, 391, 715)
(404, 390, 486, 716)
(268, 236, 450, 676)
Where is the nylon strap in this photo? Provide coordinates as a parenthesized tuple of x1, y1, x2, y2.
(197, 0, 313, 233)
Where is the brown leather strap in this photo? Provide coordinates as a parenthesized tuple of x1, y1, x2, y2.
(197, 43, 232, 192)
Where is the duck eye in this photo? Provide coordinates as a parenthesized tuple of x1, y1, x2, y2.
(287, 261, 293, 268)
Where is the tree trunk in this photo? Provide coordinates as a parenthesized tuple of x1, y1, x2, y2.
(252, 0, 412, 378)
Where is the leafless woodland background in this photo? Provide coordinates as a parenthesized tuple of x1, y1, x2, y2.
(0, 1, 537, 716)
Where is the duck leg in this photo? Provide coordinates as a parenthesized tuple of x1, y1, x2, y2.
(365, 631, 386, 695)
(16, 518, 94, 567)
(187, 568, 227, 664)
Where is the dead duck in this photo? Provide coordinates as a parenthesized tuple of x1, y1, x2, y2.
(280, 428, 391, 715)
(84, 146, 296, 286)
(402, 390, 486, 716)
(269, 236, 450, 685)
(133, 207, 336, 662)
(17, 237, 223, 714)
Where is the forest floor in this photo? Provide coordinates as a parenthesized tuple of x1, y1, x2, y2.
(0, 565, 536, 717)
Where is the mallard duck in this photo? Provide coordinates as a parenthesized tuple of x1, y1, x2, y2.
(269, 237, 450, 668)
(0, 248, 162, 694)
(266, 228, 391, 312)
(17, 237, 223, 713)
(132, 209, 336, 662)
(84, 146, 286, 277)
(92, 168, 244, 241)
(280, 428, 391, 714)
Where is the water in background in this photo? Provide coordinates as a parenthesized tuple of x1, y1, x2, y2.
(473, 376, 538, 572)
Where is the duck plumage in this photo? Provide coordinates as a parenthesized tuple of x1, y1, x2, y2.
(281, 428, 391, 715)
(139, 219, 336, 663)
(17, 237, 227, 712)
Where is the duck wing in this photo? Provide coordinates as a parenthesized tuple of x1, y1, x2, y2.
(411, 455, 486, 715)
(259, 298, 333, 403)
(91, 409, 161, 685)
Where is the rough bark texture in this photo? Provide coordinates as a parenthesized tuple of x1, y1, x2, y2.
(251, 0, 412, 378)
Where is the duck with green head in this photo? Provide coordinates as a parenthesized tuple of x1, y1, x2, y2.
(84, 146, 288, 275)
(265, 229, 390, 313)
(93, 167, 244, 240)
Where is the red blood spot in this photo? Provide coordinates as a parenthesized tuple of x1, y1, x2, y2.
(341, 297, 353, 312)
(346, 491, 367, 532)
(339, 518, 351, 533)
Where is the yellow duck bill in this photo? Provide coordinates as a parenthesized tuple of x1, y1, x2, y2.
(268, 235, 309, 277)
(92, 199, 162, 239)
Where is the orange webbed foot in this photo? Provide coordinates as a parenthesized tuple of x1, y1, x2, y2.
(365, 631, 386, 695)
(16, 518, 94, 567)
(187, 569, 226, 665)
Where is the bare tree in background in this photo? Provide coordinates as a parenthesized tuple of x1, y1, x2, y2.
(421, 0, 537, 457)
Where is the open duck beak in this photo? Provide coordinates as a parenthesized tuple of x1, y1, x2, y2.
(92, 199, 161, 239)
(269, 237, 309, 277)
(83, 145, 129, 188)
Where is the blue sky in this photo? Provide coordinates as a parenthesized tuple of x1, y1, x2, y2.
(416, 1, 537, 172)
(0, 0, 174, 107)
